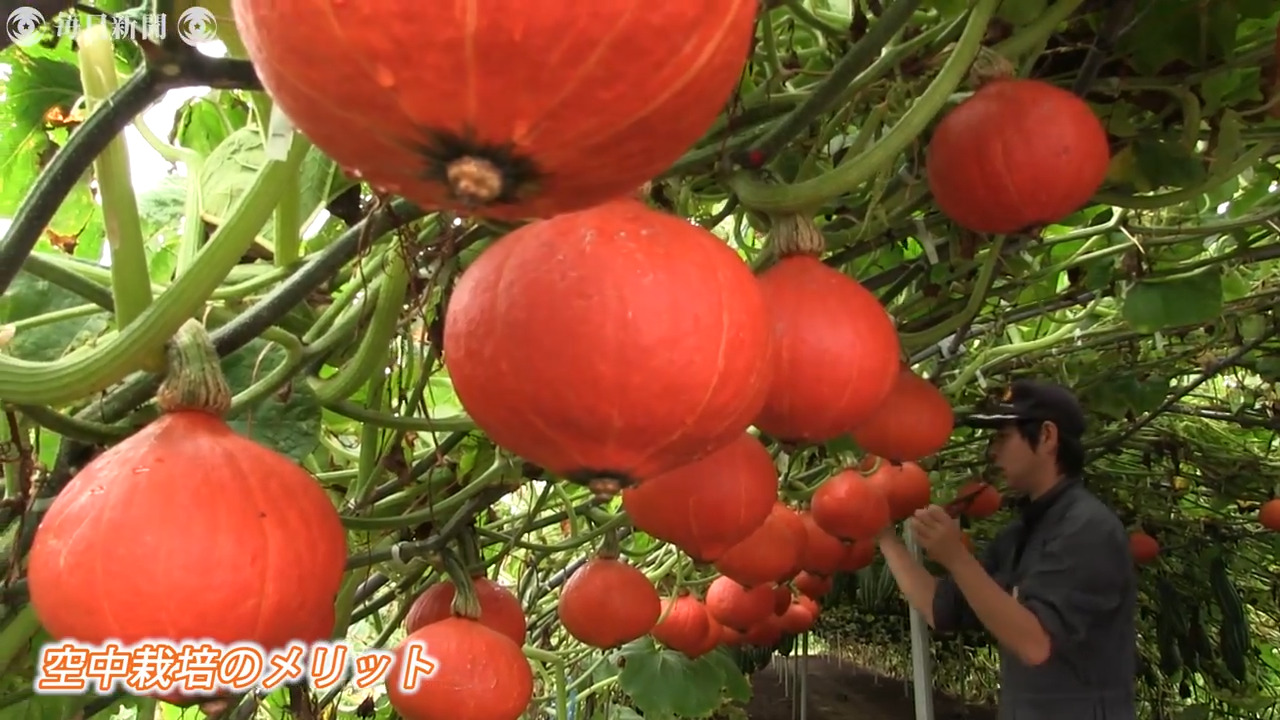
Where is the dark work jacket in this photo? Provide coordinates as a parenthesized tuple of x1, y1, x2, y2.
(932, 478, 1137, 719)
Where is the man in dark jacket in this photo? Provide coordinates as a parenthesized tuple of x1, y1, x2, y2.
(877, 380, 1137, 719)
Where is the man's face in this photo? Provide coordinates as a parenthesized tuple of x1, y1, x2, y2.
(987, 422, 1052, 491)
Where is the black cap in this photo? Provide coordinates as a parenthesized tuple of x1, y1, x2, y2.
(962, 380, 1086, 440)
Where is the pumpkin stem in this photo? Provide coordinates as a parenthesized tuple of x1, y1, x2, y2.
(767, 215, 826, 257)
(456, 528, 486, 577)
(598, 524, 621, 560)
(155, 318, 233, 417)
(967, 46, 1016, 89)
(440, 549, 483, 620)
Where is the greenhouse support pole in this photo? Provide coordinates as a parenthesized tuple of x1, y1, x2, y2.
(903, 526, 936, 720)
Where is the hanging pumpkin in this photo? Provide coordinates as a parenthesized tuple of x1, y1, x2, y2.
(772, 584, 793, 614)
(811, 470, 891, 542)
(753, 215, 901, 443)
(777, 599, 817, 635)
(957, 481, 1002, 519)
(443, 199, 774, 495)
(406, 576, 528, 645)
(797, 511, 846, 576)
(27, 320, 347, 654)
(387, 617, 534, 720)
(687, 615, 725, 659)
(621, 432, 778, 561)
(926, 78, 1110, 234)
(792, 572, 832, 600)
(652, 594, 713, 656)
(558, 556, 661, 649)
(743, 614, 784, 647)
(850, 367, 954, 461)
(231, 0, 759, 221)
(1260, 499, 1280, 531)
(865, 460, 933, 522)
(836, 539, 877, 573)
(1129, 531, 1159, 565)
(721, 625, 745, 646)
(714, 503, 808, 588)
(705, 576, 775, 631)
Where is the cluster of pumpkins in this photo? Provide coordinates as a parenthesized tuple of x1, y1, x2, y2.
(19, 0, 1133, 719)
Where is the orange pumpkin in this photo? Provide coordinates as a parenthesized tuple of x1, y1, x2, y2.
(387, 617, 533, 720)
(777, 599, 817, 635)
(27, 321, 347, 656)
(792, 571, 833, 600)
(850, 367, 954, 461)
(836, 539, 877, 573)
(957, 481, 1002, 519)
(652, 594, 713, 656)
(557, 558, 660, 649)
(1259, 499, 1280, 531)
(442, 200, 774, 494)
(407, 576, 528, 645)
(811, 470, 891, 542)
(621, 432, 778, 562)
(705, 576, 774, 631)
(797, 511, 846, 576)
(743, 614, 784, 646)
(865, 460, 932, 522)
(754, 253, 901, 444)
(232, 0, 759, 221)
(1129, 532, 1159, 565)
(927, 79, 1110, 234)
(714, 504, 808, 588)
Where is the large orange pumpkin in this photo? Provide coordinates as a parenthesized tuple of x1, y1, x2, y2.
(443, 200, 774, 494)
(714, 503, 808, 588)
(621, 432, 778, 561)
(387, 617, 533, 720)
(27, 321, 347, 654)
(232, 1, 758, 221)
(865, 461, 932, 522)
(926, 79, 1110, 234)
(754, 253, 901, 443)
(850, 367, 954, 461)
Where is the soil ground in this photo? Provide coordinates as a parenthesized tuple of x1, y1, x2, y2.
(744, 655, 998, 720)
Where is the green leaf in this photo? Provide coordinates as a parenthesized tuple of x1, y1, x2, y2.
(0, 48, 95, 237)
(171, 95, 248, 158)
(618, 638, 724, 719)
(702, 649, 752, 704)
(1121, 268, 1224, 334)
(221, 337, 323, 462)
(198, 127, 349, 245)
(137, 176, 189, 240)
(1131, 137, 1207, 190)
(0, 273, 111, 362)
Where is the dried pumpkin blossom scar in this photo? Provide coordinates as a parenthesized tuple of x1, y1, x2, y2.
(418, 131, 543, 208)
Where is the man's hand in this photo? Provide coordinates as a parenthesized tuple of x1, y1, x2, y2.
(908, 505, 971, 569)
